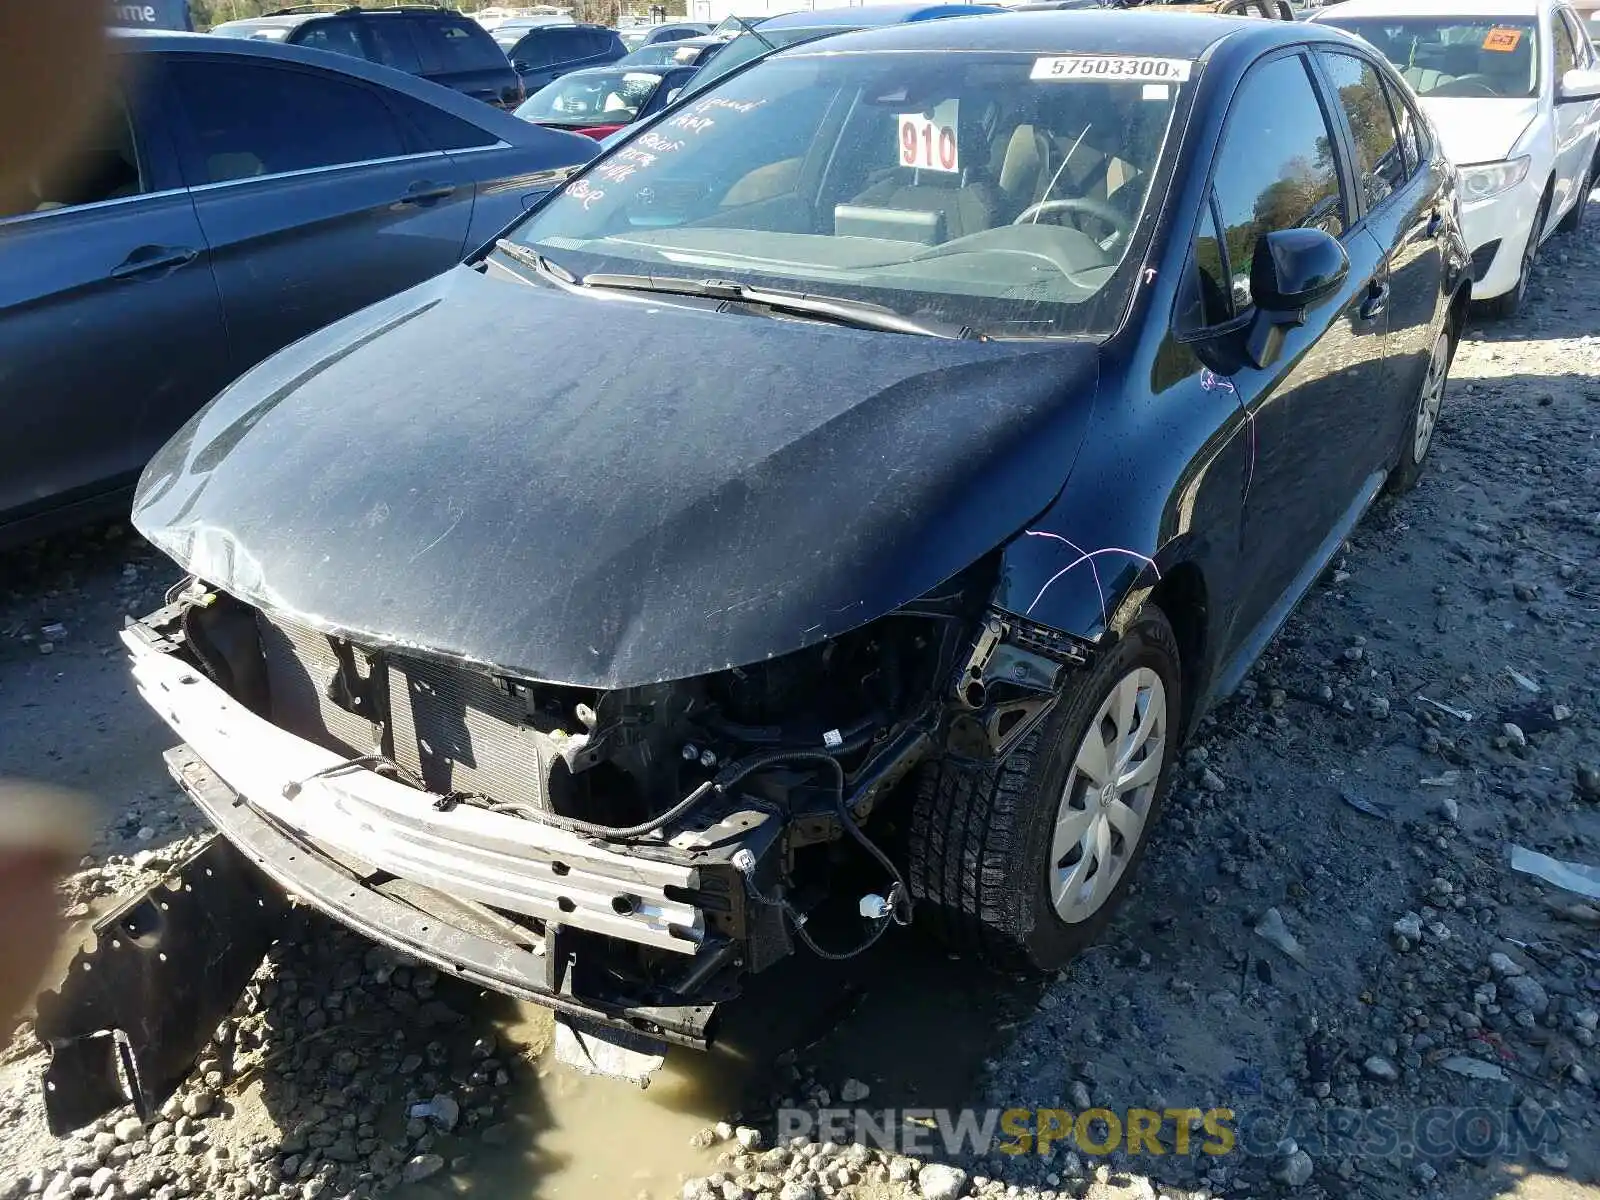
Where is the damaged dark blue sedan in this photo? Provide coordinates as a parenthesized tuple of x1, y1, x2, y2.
(40, 7, 1471, 1118)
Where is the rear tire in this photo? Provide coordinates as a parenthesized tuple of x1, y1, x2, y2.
(1477, 189, 1549, 319)
(1387, 319, 1455, 495)
(908, 605, 1181, 971)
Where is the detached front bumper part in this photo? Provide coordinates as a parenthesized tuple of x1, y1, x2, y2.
(33, 836, 287, 1134)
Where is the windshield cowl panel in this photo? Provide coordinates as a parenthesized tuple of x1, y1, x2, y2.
(509, 49, 1193, 338)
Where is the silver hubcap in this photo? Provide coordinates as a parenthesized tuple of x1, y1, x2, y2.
(1412, 333, 1449, 464)
(1050, 668, 1167, 924)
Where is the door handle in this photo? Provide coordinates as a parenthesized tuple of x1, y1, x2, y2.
(1359, 281, 1390, 321)
(109, 245, 198, 280)
(398, 182, 456, 205)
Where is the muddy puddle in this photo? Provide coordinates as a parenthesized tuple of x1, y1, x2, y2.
(392, 937, 1043, 1199)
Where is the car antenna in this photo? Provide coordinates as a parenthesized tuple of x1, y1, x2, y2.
(733, 16, 777, 50)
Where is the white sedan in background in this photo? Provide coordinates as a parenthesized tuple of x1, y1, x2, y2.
(1316, 0, 1600, 316)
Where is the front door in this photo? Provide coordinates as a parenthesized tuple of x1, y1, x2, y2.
(1204, 52, 1393, 646)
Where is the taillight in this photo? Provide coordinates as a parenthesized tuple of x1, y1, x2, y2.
(575, 124, 626, 140)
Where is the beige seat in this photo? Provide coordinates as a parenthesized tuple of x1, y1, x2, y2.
(989, 124, 1052, 218)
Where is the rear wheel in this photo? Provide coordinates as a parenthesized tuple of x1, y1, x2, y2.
(1478, 189, 1549, 319)
(1387, 320, 1454, 495)
(908, 606, 1181, 970)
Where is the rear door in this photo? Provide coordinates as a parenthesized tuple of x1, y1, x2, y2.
(1315, 47, 1444, 460)
(0, 70, 229, 528)
(164, 53, 475, 378)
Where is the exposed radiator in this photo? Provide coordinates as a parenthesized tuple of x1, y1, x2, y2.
(255, 613, 546, 810)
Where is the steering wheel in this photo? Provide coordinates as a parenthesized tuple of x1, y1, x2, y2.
(1011, 196, 1134, 242)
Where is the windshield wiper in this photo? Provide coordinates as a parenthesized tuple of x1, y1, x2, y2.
(731, 16, 776, 50)
(492, 239, 577, 286)
(579, 273, 979, 339)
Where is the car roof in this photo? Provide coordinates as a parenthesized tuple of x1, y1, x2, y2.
(552, 63, 672, 81)
(109, 28, 530, 122)
(669, 33, 728, 46)
(758, 2, 1004, 29)
(1312, 0, 1543, 18)
(213, 7, 485, 33)
(772, 8, 1309, 56)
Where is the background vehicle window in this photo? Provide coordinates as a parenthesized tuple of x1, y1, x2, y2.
(1559, 10, 1593, 66)
(414, 17, 508, 72)
(295, 18, 365, 60)
(386, 95, 498, 150)
(366, 20, 424, 73)
(1318, 16, 1539, 99)
(549, 29, 589, 63)
(1381, 76, 1424, 176)
(1321, 52, 1407, 208)
(5, 89, 143, 217)
(1209, 54, 1345, 310)
(169, 61, 407, 183)
(1554, 12, 1579, 76)
(510, 33, 555, 69)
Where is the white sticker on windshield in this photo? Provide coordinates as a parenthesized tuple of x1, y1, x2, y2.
(1031, 56, 1192, 83)
(898, 112, 959, 173)
(1142, 83, 1171, 101)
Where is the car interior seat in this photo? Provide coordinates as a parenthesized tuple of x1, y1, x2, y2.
(207, 152, 268, 183)
(842, 103, 1004, 241)
(989, 123, 1053, 219)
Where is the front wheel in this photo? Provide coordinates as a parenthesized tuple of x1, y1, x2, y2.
(1387, 321, 1454, 495)
(1477, 190, 1549, 319)
(907, 606, 1182, 971)
(1557, 166, 1592, 235)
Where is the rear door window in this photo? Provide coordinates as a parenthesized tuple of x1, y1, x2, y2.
(294, 18, 367, 61)
(386, 94, 500, 151)
(167, 59, 409, 183)
(1320, 51, 1408, 210)
(548, 29, 591, 64)
(366, 19, 424, 74)
(413, 16, 509, 73)
(510, 32, 555, 68)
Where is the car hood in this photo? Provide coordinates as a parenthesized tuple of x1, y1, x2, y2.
(1417, 97, 1540, 165)
(132, 264, 1100, 688)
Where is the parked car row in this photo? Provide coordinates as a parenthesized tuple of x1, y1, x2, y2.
(38, 0, 1523, 1127)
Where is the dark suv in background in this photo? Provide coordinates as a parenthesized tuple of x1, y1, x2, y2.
(494, 23, 627, 92)
(212, 5, 523, 110)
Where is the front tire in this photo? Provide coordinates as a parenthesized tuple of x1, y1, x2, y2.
(1477, 189, 1549, 319)
(1557, 166, 1591, 235)
(908, 606, 1182, 971)
(1387, 320, 1454, 495)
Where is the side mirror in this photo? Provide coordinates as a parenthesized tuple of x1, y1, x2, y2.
(1243, 227, 1348, 369)
(1558, 67, 1600, 103)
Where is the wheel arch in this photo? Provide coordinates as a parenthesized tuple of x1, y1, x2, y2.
(1145, 560, 1210, 737)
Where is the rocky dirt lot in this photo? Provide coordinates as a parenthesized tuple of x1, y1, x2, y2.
(1, 209, 1598, 1200)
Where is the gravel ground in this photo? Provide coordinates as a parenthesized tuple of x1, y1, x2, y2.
(2, 207, 1598, 1200)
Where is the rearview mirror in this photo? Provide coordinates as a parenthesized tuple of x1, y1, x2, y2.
(1558, 67, 1600, 102)
(1243, 227, 1349, 369)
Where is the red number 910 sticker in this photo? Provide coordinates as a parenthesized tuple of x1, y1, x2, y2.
(898, 113, 958, 173)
